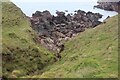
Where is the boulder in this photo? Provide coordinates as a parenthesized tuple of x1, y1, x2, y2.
(30, 10, 102, 58)
(94, 1, 120, 13)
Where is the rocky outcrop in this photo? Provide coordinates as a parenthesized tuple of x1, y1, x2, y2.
(94, 0, 120, 13)
(30, 10, 102, 57)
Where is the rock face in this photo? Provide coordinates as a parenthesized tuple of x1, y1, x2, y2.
(94, 0, 120, 13)
(30, 10, 102, 57)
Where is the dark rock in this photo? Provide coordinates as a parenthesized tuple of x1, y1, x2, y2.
(106, 16, 110, 19)
(30, 10, 102, 58)
(65, 10, 68, 12)
(94, 1, 120, 13)
(42, 10, 53, 20)
(77, 10, 86, 16)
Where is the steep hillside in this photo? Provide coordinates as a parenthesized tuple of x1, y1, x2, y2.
(1, 1, 118, 78)
(2, 1, 55, 78)
(25, 15, 118, 78)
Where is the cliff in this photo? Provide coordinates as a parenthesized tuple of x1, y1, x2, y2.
(94, 0, 120, 13)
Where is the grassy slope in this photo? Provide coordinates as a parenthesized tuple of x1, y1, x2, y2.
(2, 1, 55, 78)
(1, 1, 118, 78)
(26, 15, 118, 78)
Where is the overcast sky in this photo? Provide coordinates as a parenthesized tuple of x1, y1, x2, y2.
(10, 0, 98, 2)
(7, 0, 118, 21)
(9, 0, 119, 2)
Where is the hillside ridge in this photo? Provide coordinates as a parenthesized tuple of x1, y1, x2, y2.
(2, 1, 118, 78)
(25, 15, 118, 78)
(2, 1, 55, 78)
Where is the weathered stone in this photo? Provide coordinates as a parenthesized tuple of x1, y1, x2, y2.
(30, 10, 102, 59)
(94, 1, 120, 13)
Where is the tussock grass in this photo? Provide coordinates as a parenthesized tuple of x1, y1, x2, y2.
(2, 2, 55, 78)
(26, 15, 118, 78)
(2, 1, 118, 78)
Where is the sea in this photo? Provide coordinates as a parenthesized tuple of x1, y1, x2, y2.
(10, 0, 118, 22)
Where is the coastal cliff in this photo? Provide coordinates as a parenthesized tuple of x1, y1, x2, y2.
(94, 0, 120, 13)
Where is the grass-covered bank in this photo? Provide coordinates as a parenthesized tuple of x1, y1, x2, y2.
(25, 15, 118, 78)
(1, 0, 119, 78)
(2, 1, 55, 78)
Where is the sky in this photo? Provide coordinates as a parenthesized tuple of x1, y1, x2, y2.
(9, 0, 118, 21)
(10, 0, 98, 2)
(8, 0, 120, 2)
(10, 0, 98, 16)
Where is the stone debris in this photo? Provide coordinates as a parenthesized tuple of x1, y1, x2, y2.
(30, 10, 102, 58)
(94, 1, 120, 13)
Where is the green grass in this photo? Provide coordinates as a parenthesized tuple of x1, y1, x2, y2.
(2, 1, 118, 78)
(2, 1, 55, 78)
(24, 15, 118, 78)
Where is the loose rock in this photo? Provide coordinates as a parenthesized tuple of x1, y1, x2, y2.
(30, 10, 103, 58)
